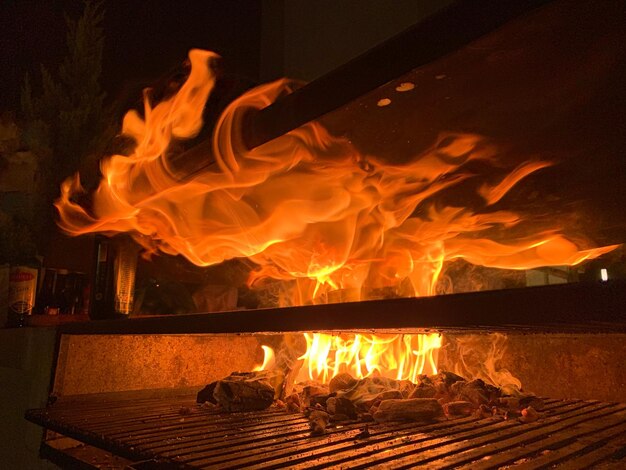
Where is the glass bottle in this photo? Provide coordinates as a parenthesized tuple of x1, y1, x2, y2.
(35, 268, 58, 315)
(6, 258, 40, 327)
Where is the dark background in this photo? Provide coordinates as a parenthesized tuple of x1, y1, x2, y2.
(0, 0, 449, 112)
(0, 0, 264, 111)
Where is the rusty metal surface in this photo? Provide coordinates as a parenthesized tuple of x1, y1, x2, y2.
(27, 393, 626, 469)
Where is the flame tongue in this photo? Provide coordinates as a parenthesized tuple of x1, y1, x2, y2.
(56, 48, 616, 305)
(296, 333, 442, 384)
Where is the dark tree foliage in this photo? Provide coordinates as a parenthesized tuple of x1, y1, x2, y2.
(19, 0, 115, 252)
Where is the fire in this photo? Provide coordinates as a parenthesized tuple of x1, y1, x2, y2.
(55, 48, 617, 307)
(296, 333, 441, 384)
(253, 333, 441, 385)
(253, 345, 276, 372)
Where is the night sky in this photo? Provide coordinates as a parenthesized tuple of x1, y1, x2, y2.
(0, 0, 263, 111)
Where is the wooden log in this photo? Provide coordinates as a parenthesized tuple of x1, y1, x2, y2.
(196, 381, 218, 404)
(373, 398, 443, 422)
(326, 397, 357, 420)
(372, 390, 404, 406)
(212, 371, 282, 412)
(409, 383, 437, 399)
(450, 379, 500, 406)
(329, 373, 357, 393)
(519, 395, 545, 411)
(519, 406, 541, 423)
(339, 377, 404, 410)
(444, 400, 475, 417)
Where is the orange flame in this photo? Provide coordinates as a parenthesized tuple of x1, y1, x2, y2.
(253, 333, 441, 384)
(253, 345, 276, 372)
(56, 49, 617, 306)
(296, 333, 441, 384)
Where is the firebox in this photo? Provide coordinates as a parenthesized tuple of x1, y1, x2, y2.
(28, 0, 626, 468)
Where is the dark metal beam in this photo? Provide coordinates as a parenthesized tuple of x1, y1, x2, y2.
(58, 280, 626, 335)
(245, 0, 552, 149)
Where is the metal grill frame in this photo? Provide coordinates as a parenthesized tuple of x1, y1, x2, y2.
(27, 391, 626, 469)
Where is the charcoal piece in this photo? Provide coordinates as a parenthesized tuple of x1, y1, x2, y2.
(231, 370, 285, 400)
(285, 393, 302, 412)
(409, 383, 437, 399)
(435, 371, 467, 387)
(373, 398, 443, 422)
(444, 400, 475, 417)
(416, 374, 433, 385)
(326, 396, 357, 419)
(368, 389, 404, 409)
(474, 404, 492, 419)
(519, 395, 545, 411)
(504, 409, 521, 420)
(451, 379, 500, 406)
(428, 372, 467, 399)
(498, 396, 520, 410)
(519, 406, 541, 423)
(213, 373, 277, 412)
(330, 413, 351, 422)
(398, 380, 416, 398)
(302, 384, 330, 406)
(309, 410, 330, 435)
(309, 393, 334, 408)
(338, 377, 403, 411)
(329, 373, 357, 393)
(196, 381, 218, 404)
(354, 425, 370, 439)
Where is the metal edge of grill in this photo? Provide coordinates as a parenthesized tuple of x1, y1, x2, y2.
(26, 392, 626, 469)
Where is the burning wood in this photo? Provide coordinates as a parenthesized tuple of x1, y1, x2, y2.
(307, 409, 330, 436)
(197, 370, 283, 412)
(197, 367, 545, 435)
(326, 396, 357, 420)
(519, 406, 541, 423)
(443, 400, 474, 417)
(373, 398, 443, 422)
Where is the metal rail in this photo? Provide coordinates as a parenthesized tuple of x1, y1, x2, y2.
(56, 280, 626, 335)
(27, 393, 626, 469)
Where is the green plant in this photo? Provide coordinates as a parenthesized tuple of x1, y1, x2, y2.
(19, 0, 116, 251)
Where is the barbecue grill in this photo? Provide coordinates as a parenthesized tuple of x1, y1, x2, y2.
(26, 0, 626, 468)
(26, 281, 626, 468)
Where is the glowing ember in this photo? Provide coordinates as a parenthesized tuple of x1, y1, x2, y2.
(55, 48, 617, 307)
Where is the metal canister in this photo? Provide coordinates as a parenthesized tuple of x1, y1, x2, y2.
(7, 264, 39, 327)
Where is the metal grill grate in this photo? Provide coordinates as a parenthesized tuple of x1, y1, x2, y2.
(26, 394, 626, 469)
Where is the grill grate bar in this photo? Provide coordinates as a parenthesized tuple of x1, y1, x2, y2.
(184, 417, 483, 467)
(188, 400, 576, 469)
(131, 415, 311, 451)
(185, 402, 563, 468)
(86, 405, 286, 435)
(182, 398, 558, 458)
(26, 395, 626, 469)
(269, 402, 604, 470)
(359, 403, 626, 469)
(430, 405, 626, 469)
(55, 397, 197, 429)
(108, 410, 301, 442)
(508, 421, 626, 470)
